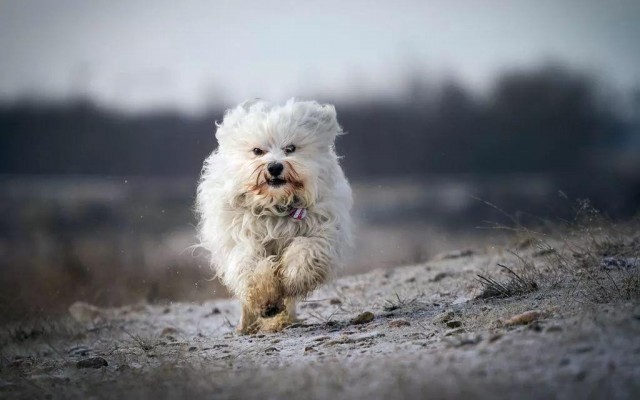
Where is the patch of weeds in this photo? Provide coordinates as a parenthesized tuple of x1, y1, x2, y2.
(383, 293, 420, 312)
(307, 309, 339, 324)
(122, 328, 156, 351)
(476, 264, 538, 299)
(478, 196, 640, 303)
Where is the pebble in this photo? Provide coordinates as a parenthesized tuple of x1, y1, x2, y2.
(76, 357, 108, 369)
(161, 327, 179, 336)
(434, 311, 455, 324)
(388, 319, 411, 328)
(431, 272, 450, 282)
(504, 310, 541, 326)
(446, 320, 462, 328)
(351, 311, 375, 325)
(488, 331, 503, 342)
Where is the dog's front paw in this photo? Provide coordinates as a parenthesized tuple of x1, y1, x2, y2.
(246, 259, 285, 318)
(280, 237, 330, 298)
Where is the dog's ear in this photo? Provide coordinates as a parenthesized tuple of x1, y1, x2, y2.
(296, 101, 342, 141)
(216, 99, 269, 140)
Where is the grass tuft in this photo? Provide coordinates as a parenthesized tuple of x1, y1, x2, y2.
(383, 293, 420, 312)
(476, 264, 538, 299)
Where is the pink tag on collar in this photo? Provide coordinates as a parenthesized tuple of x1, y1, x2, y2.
(289, 207, 307, 220)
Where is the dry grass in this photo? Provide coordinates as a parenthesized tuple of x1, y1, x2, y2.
(382, 292, 422, 312)
(478, 197, 640, 304)
(476, 263, 538, 299)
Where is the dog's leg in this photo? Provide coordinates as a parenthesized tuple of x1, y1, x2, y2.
(237, 303, 259, 335)
(285, 297, 297, 321)
(245, 256, 285, 319)
(279, 236, 335, 298)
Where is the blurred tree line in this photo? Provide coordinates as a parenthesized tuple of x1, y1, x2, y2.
(1, 64, 637, 180)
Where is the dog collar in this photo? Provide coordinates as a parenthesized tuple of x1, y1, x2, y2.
(289, 207, 307, 220)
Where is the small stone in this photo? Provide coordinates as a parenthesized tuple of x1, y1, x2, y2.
(264, 347, 279, 353)
(76, 357, 108, 369)
(188, 346, 198, 352)
(504, 310, 541, 326)
(434, 311, 455, 324)
(431, 272, 450, 282)
(488, 331, 503, 342)
(388, 319, 411, 328)
(351, 311, 374, 325)
(446, 320, 462, 328)
(161, 327, 179, 336)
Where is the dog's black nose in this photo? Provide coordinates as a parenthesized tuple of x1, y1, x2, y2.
(267, 162, 284, 177)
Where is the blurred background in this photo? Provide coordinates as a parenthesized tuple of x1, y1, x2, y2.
(1, 0, 639, 320)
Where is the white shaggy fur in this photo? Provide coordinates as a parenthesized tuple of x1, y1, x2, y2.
(196, 99, 352, 333)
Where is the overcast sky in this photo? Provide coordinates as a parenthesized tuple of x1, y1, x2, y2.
(1, 0, 639, 113)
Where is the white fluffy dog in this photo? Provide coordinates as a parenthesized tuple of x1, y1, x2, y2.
(196, 99, 352, 334)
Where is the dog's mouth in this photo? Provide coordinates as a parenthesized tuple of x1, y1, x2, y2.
(267, 177, 287, 187)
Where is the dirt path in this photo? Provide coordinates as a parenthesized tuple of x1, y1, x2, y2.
(2, 241, 640, 399)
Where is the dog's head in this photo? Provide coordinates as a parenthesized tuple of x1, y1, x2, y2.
(215, 99, 342, 214)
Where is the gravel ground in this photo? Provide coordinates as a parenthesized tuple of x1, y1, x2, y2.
(1, 239, 639, 399)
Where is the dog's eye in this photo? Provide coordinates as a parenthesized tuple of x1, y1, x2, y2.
(252, 148, 264, 156)
(284, 145, 296, 154)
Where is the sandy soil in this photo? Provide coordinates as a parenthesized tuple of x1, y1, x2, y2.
(1, 237, 639, 399)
